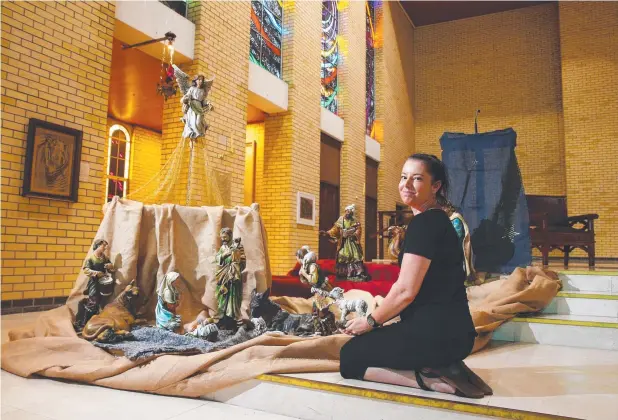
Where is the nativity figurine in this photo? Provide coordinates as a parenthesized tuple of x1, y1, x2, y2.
(311, 295, 337, 336)
(82, 280, 143, 343)
(156, 272, 183, 331)
(173, 64, 215, 140)
(443, 203, 479, 286)
(250, 288, 314, 335)
(320, 204, 370, 281)
(296, 246, 331, 291)
(328, 287, 369, 326)
(185, 321, 219, 341)
(215, 228, 246, 326)
(74, 239, 117, 331)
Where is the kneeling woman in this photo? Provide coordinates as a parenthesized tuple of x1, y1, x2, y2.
(340, 153, 491, 398)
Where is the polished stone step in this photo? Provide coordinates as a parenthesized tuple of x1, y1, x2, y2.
(493, 313, 618, 350)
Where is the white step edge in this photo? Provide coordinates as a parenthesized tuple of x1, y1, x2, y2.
(493, 314, 618, 351)
(558, 272, 618, 294)
(544, 292, 618, 317)
(202, 375, 578, 420)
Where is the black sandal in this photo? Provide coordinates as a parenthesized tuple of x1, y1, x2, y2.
(414, 370, 434, 392)
(421, 364, 485, 399)
(459, 361, 493, 396)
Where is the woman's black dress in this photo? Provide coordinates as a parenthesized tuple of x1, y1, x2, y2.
(340, 209, 477, 379)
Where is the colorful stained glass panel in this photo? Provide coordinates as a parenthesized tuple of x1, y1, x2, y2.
(250, 0, 283, 79)
(366, 1, 376, 137)
(321, 0, 338, 114)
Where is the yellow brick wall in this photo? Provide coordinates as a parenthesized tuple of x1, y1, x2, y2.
(257, 1, 323, 275)
(339, 1, 367, 246)
(413, 4, 566, 197)
(559, 2, 618, 258)
(160, 0, 249, 207)
(377, 2, 415, 213)
(1, 0, 115, 301)
(130, 126, 162, 195)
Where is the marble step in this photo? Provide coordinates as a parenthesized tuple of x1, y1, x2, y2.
(203, 342, 618, 420)
(558, 271, 618, 294)
(493, 313, 618, 350)
(543, 291, 618, 317)
(204, 373, 575, 420)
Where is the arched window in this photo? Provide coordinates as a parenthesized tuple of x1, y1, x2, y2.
(105, 124, 131, 202)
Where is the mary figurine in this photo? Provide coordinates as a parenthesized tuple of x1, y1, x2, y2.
(156, 272, 183, 331)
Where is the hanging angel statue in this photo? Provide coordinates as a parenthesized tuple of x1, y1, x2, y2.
(172, 64, 215, 140)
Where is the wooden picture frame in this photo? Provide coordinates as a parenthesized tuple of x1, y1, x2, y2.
(297, 192, 316, 226)
(22, 118, 82, 202)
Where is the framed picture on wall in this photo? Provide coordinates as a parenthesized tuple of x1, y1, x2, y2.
(297, 192, 316, 226)
(22, 118, 82, 202)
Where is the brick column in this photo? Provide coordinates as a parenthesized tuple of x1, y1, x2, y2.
(255, 1, 323, 275)
(338, 1, 367, 246)
(161, 0, 250, 206)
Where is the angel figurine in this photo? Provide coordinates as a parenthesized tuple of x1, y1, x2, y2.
(172, 64, 215, 140)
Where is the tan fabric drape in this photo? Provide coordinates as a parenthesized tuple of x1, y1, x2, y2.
(1, 199, 560, 396)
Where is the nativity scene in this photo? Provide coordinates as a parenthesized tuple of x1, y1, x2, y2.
(2, 1, 612, 419)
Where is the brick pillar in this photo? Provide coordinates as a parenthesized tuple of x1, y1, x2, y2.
(256, 1, 322, 275)
(339, 1, 367, 246)
(161, 0, 250, 206)
(378, 1, 415, 213)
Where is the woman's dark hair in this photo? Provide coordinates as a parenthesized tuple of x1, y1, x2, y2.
(407, 153, 449, 207)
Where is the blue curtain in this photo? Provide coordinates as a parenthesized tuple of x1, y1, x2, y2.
(440, 128, 531, 273)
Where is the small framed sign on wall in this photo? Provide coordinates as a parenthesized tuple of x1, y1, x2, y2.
(297, 192, 316, 226)
(22, 118, 82, 202)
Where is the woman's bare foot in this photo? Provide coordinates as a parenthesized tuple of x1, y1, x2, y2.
(421, 375, 456, 394)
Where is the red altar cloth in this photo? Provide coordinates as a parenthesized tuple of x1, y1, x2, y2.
(271, 259, 400, 298)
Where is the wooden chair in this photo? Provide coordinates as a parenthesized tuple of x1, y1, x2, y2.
(526, 195, 598, 268)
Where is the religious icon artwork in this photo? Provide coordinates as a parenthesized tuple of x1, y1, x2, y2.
(297, 192, 316, 226)
(214, 228, 246, 324)
(156, 272, 183, 331)
(173, 64, 215, 140)
(74, 239, 117, 331)
(22, 118, 82, 202)
(320, 204, 371, 281)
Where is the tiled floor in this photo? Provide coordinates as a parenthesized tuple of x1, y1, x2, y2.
(0, 369, 301, 420)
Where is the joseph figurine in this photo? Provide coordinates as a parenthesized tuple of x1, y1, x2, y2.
(214, 228, 246, 324)
(320, 204, 370, 281)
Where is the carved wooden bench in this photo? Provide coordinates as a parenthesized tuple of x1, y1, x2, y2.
(526, 195, 598, 268)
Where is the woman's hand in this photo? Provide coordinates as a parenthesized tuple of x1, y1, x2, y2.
(344, 316, 373, 336)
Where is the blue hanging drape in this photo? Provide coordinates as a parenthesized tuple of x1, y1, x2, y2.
(440, 128, 531, 273)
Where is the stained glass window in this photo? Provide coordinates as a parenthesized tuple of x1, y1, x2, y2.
(321, 0, 339, 114)
(250, 0, 283, 79)
(366, 1, 376, 138)
(106, 125, 131, 202)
